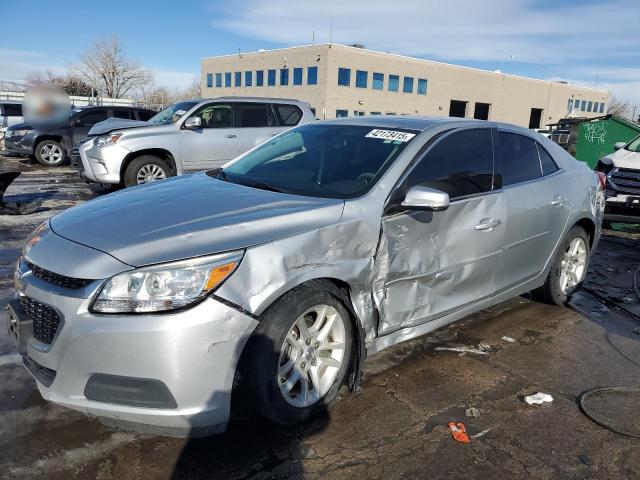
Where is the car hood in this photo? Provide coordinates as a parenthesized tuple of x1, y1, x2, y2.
(7, 122, 33, 131)
(50, 172, 345, 267)
(606, 149, 640, 170)
(89, 117, 152, 136)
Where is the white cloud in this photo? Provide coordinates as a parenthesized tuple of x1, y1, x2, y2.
(212, 0, 640, 104)
(213, 0, 639, 63)
(152, 69, 197, 89)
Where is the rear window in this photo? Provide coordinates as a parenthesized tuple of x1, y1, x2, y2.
(2, 104, 22, 116)
(274, 104, 303, 126)
(112, 109, 132, 119)
(499, 132, 542, 186)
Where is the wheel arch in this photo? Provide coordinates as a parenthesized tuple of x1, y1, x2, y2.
(34, 135, 64, 151)
(120, 148, 177, 180)
(573, 217, 597, 249)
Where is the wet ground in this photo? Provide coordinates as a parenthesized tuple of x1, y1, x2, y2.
(1, 154, 639, 479)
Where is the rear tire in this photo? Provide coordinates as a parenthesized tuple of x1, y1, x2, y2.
(123, 155, 173, 187)
(35, 140, 65, 166)
(242, 285, 353, 425)
(531, 225, 590, 305)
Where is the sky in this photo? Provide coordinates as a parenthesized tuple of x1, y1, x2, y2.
(1, 0, 639, 105)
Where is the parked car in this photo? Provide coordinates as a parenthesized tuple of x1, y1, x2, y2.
(0, 101, 24, 150)
(596, 135, 640, 225)
(76, 97, 315, 187)
(8, 117, 604, 436)
(4, 105, 156, 166)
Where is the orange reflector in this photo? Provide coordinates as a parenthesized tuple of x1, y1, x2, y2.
(205, 262, 237, 291)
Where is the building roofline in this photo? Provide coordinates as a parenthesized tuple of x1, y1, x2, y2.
(202, 43, 609, 95)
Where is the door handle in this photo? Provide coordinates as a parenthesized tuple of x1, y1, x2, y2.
(475, 218, 501, 231)
(551, 195, 566, 206)
(225, 134, 238, 139)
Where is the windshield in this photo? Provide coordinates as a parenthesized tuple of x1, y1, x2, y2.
(626, 134, 640, 153)
(215, 123, 418, 199)
(149, 101, 198, 124)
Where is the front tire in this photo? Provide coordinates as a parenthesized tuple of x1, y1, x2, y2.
(35, 140, 65, 166)
(532, 225, 590, 305)
(243, 285, 353, 425)
(123, 155, 173, 187)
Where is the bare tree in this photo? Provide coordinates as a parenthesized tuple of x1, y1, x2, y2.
(607, 95, 632, 119)
(25, 70, 93, 96)
(75, 37, 153, 98)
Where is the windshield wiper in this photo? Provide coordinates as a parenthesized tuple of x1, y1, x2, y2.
(241, 180, 287, 193)
(207, 167, 230, 181)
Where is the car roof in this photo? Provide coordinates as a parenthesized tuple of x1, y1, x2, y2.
(198, 96, 307, 105)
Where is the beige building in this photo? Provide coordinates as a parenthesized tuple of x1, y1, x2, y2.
(201, 44, 609, 128)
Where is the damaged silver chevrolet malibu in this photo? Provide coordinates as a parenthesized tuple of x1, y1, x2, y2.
(8, 117, 604, 436)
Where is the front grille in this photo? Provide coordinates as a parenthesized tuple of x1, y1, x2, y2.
(609, 169, 640, 195)
(20, 296, 61, 345)
(27, 261, 93, 289)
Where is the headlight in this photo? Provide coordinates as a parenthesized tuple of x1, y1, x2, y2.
(11, 129, 30, 137)
(91, 251, 243, 313)
(93, 133, 122, 148)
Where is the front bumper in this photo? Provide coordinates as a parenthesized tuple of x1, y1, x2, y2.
(11, 258, 258, 437)
(604, 195, 640, 224)
(78, 140, 128, 184)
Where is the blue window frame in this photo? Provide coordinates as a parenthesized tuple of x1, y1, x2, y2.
(293, 67, 303, 85)
(403, 76, 414, 93)
(567, 98, 574, 110)
(593, 102, 599, 113)
(338, 68, 351, 86)
(336, 109, 348, 117)
(599, 102, 605, 113)
(388, 75, 399, 92)
(355, 70, 368, 88)
(267, 69, 276, 86)
(206, 73, 213, 88)
(307, 66, 318, 85)
(215, 73, 222, 88)
(372, 72, 384, 90)
(280, 68, 289, 85)
(224, 72, 231, 87)
(234, 71, 241, 87)
(244, 71, 252, 86)
(581, 100, 586, 111)
(417, 78, 428, 95)
(587, 101, 593, 112)
(256, 70, 264, 86)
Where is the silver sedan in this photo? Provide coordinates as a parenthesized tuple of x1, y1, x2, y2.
(9, 116, 604, 436)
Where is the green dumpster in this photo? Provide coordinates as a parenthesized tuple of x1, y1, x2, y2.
(575, 116, 640, 169)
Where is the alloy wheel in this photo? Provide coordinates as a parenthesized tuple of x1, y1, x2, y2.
(40, 144, 63, 164)
(559, 237, 587, 294)
(136, 164, 167, 184)
(278, 304, 347, 408)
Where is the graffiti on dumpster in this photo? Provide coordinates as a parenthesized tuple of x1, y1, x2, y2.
(584, 122, 606, 144)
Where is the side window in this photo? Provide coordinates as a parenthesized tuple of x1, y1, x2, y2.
(537, 143, 559, 176)
(275, 104, 303, 126)
(3, 104, 23, 116)
(499, 132, 542, 186)
(404, 129, 494, 199)
(79, 109, 108, 126)
(235, 103, 269, 128)
(112, 109, 132, 119)
(195, 103, 232, 128)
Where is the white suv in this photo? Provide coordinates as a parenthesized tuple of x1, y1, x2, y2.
(77, 97, 315, 187)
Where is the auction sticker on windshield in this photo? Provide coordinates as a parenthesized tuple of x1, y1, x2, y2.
(365, 129, 416, 142)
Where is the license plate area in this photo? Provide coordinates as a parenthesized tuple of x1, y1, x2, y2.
(6, 299, 32, 354)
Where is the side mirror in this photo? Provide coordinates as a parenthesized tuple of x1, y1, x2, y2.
(183, 116, 202, 129)
(613, 141, 626, 151)
(401, 186, 449, 211)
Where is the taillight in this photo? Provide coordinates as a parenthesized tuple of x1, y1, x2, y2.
(596, 171, 607, 190)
